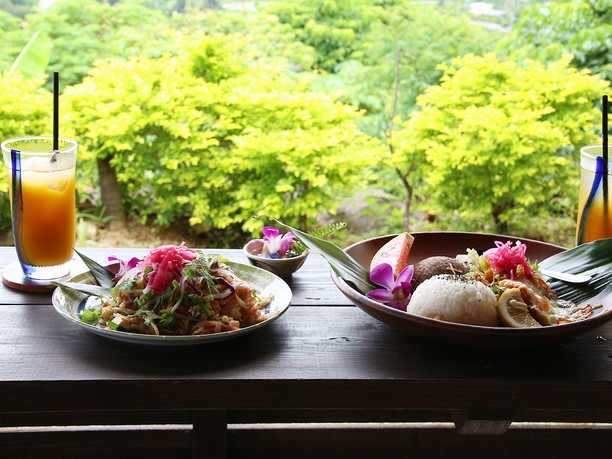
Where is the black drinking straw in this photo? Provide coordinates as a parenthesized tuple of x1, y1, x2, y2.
(53, 72, 59, 151)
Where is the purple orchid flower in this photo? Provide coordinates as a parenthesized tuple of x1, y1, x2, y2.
(108, 256, 141, 281)
(260, 226, 296, 258)
(366, 263, 414, 311)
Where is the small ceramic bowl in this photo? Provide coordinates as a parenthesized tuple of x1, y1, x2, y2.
(243, 240, 309, 278)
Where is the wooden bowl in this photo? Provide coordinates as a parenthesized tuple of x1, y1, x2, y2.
(243, 241, 308, 278)
(331, 232, 612, 348)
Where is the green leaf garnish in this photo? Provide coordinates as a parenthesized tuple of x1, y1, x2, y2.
(292, 222, 347, 255)
(183, 253, 219, 293)
(190, 294, 213, 316)
(158, 309, 176, 327)
(74, 249, 116, 288)
(52, 281, 111, 299)
(540, 238, 612, 304)
(80, 308, 100, 324)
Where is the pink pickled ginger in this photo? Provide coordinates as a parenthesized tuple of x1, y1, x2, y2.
(483, 240, 534, 278)
(141, 243, 198, 291)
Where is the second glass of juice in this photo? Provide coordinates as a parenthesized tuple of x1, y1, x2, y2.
(1, 136, 77, 279)
(576, 145, 612, 245)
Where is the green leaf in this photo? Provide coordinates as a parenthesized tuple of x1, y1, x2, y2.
(292, 222, 347, 255)
(52, 281, 111, 299)
(539, 238, 612, 304)
(263, 216, 376, 295)
(10, 31, 52, 78)
(74, 249, 116, 288)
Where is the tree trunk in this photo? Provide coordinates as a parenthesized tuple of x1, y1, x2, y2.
(97, 157, 126, 228)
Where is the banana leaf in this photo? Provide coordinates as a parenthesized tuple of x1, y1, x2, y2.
(51, 250, 116, 299)
(265, 217, 376, 295)
(73, 249, 116, 288)
(539, 238, 612, 304)
(10, 31, 52, 78)
(52, 281, 111, 300)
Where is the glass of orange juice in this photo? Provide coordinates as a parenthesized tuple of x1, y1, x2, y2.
(1, 136, 77, 280)
(576, 144, 612, 245)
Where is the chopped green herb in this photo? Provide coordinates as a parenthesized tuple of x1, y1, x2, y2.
(80, 308, 100, 324)
(183, 255, 218, 293)
(158, 309, 176, 327)
(107, 317, 124, 331)
(190, 294, 213, 316)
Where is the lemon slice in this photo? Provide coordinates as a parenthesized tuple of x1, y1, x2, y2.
(497, 288, 542, 328)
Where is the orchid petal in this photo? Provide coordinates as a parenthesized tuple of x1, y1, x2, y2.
(278, 232, 296, 256)
(388, 298, 409, 311)
(396, 265, 414, 284)
(262, 227, 280, 239)
(366, 289, 393, 303)
(369, 263, 396, 290)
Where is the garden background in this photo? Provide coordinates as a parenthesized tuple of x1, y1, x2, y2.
(0, 0, 610, 248)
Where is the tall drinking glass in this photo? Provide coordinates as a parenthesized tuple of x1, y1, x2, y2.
(576, 145, 612, 245)
(1, 136, 77, 280)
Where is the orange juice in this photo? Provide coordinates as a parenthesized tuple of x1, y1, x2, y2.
(13, 165, 76, 265)
(2, 136, 77, 279)
(576, 145, 612, 244)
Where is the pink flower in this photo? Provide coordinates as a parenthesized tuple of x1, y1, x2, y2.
(366, 263, 414, 311)
(258, 227, 296, 259)
(483, 240, 534, 278)
(108, 255, 140, 282)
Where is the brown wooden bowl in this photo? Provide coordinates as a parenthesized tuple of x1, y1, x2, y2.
(331, 232, 612, 348)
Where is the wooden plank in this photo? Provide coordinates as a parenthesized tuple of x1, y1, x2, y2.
(2, 408, 611, 430)
(1, 423, 610, 459)
(0, 299, 611, 416)
(226, 424, 612, 459)
(1, 302, 611, 382)
(0, 428, 191, 458)
(193, 410, 227, 459)
(0, 410, 192, 427)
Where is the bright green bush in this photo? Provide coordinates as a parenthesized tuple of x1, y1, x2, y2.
(390, 53, 610, 236)
(265, 0, 386, 72)
(62, 34, 382, 235)
(0, 10, 29, 71)
(318, 1, 498, 138)
(24, 0, 169, 88)
(497, 0, 612, 82)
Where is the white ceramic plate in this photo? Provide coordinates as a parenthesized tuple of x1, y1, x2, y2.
(52, 262, 292, 345)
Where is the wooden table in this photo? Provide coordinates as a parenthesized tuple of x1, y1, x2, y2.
(1, 247, 611, 458)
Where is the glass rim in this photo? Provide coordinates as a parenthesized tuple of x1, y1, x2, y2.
(580, 144, 612, 160)
(1, 136, 78, 155)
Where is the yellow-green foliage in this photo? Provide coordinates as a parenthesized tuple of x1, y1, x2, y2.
(391, 53, 610, 234)
(62, 34, 381, 234)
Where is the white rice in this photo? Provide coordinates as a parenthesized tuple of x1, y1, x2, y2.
(407, 274, 499, 326)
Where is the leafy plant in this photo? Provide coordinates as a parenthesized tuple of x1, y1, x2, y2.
(9, 30, 52, 78)
(497, 0, 612, 83)
(390, 53, 610, 236)
(61, 33, 382, 237)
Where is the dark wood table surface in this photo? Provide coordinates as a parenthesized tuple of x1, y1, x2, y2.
(1, 246, 611, 458)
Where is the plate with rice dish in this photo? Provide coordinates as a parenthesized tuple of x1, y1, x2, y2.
(331, 232, 612, 348)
